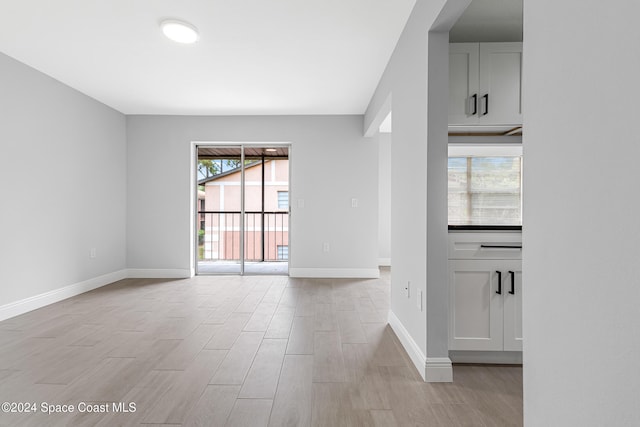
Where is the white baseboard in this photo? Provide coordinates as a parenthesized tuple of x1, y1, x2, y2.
(0, 269, 128, 322)
(289, 268, 380, 279)
(378, 258, 391, 267)
(0, 266, 379, 323)
(426, 358, 453, 382)
(0, 268, 195, 322)
(388, 311, 427, 381)
(388, 311, 453, 383)
(126, 269, 192, 279)
(449, 350, 523, 365)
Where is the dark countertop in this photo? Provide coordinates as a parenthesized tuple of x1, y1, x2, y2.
(448, 225, 522, 231)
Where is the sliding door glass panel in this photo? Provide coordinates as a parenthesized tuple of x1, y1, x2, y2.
(243, 146, 289, 276)
(197, 146, 243, 274)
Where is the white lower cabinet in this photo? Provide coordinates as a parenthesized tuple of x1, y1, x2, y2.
(448, 234, 523, 355)
(449, 260, 522, 351)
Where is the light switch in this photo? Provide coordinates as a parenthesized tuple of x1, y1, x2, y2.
(298, 199, 305, 208)
(351, 198, 358, 208)
(416, 289, 422, 311)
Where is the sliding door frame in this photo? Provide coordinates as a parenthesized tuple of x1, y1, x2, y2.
(192, 142, 291, 276)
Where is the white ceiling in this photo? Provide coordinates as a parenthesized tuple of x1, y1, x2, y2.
(0, 0, 416, 115)
(450, 0, 522, 43)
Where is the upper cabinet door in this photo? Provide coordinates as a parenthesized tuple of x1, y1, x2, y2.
(479, 42, 523, 126)
(449, 43, 480, 125)
(449, 42, 523, 127)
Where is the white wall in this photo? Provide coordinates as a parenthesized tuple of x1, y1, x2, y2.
(0, 53, 127, 314)
(523, 1, 640, 425)
(126, 115, 379, 278)
(364, 0, 468, 380)
(378, 133, 392, 265)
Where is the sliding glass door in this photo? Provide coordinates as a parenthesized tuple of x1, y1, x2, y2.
(196, 145, 289, 275)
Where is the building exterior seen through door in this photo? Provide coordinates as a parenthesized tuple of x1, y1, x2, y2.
(196, 145, 289, 275)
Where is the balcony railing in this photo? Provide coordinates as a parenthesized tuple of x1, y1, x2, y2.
(198, 211, 289, 262)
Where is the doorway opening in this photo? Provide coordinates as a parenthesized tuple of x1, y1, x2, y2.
(195, 145, 290, 275)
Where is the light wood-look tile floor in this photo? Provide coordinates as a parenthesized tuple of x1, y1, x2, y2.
(0, 269, 522, 426)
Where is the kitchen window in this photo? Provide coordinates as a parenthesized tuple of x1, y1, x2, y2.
(448, 144, 522, 226)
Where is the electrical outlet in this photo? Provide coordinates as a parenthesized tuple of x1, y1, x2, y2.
(90, 248, 96, 258)
(416, 289, 422, 311)
(323, 242, 330, 253)
(405, 281, 410, 298)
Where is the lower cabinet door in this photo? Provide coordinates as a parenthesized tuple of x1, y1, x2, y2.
(449, 260, 504, 351)
(503, 261, 523, 351)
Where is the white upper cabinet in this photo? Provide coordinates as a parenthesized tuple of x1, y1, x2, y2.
(449, 43, 480, 125)
(449, 42, 523, 126)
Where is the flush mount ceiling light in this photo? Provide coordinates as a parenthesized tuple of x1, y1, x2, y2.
(161, 19, 199, 44)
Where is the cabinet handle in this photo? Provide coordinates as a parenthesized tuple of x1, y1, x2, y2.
(482, 94, 489, 115)
(480, 244, 522, 249)
(509, 271, 515, 295)
(495, 271, 502, 295)
(470, 94, 478, 115)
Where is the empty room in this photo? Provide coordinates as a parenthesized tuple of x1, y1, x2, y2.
(1, 0, 639, 426)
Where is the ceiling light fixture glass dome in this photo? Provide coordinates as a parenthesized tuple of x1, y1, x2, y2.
(161, 19, 199, 44)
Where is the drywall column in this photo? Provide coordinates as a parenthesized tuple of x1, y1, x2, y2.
(378, 133, 392, 266)
(523, 0, 640, 425)
(425, 30, 450, 380)
(364, 0, 469, 382)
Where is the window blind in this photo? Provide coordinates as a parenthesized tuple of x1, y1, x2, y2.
(448, 156, 522, 225)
